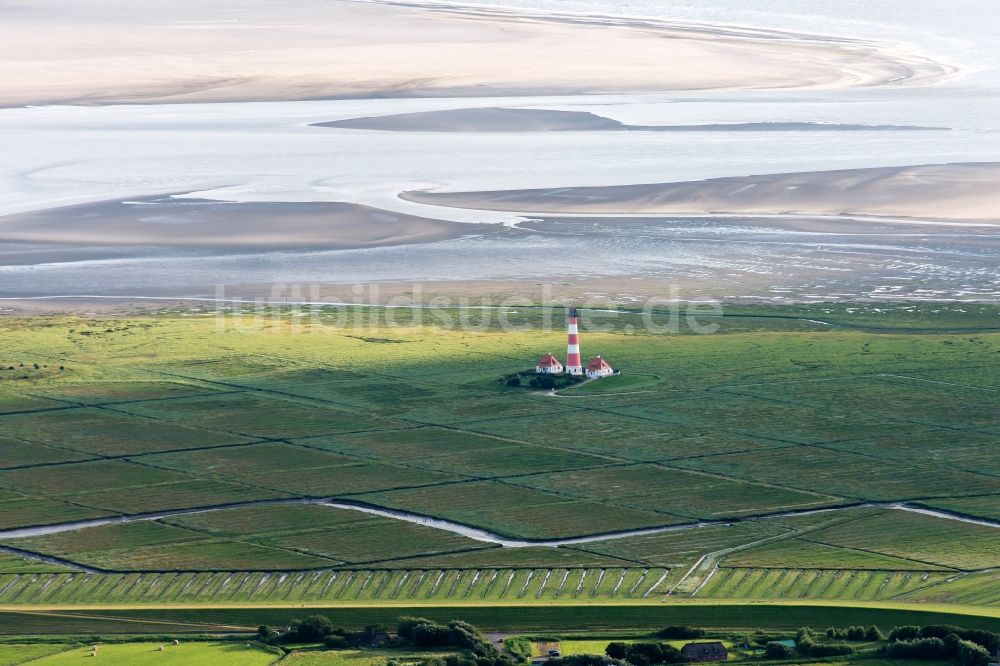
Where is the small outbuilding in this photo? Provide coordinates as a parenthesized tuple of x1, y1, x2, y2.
(681, 642, 728, 662)
(536, 353, 564, 374)
(585, 355, 614, 379)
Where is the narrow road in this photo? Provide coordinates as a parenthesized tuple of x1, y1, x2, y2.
(0, 498, 996, 571)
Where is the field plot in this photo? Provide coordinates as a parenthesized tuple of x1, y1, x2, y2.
(809, 429, 1000, 476)
(799, 510, 1000, 570)
(0, 521, 335, 571)
(0, 394, 63, 414)
(614, 392, 907, 445)
(0, 496, 113, 530)
(505, 464, 836, 519)
(672, 446, 1000, 501)
(721, 539, 948, 570)
(899, 571, 1000, 606)
(376, 547, 631, 569)
(697, 567, 954, 602)
(30, 380, 224, 405)
(574, 522, 785, 566)
(26, 642, 277, 665)
(0, 408, 253, 456)
(0, 553, 75, 574)
(301, 428, 508, 463)
(914, 495, 1000, 521)
(356, 481, 674, 539)
(115, 393, 391, 438)
(280, 648, 455, 666)
(406, 444, 614, 478)
(1, 504, 507, 571)
(722, 375, 1000, 431)
(0, 437, 94, 468)
(0, 642, 76, 664)
(69, 479, 289, 515)
(135, 442, 363, 478)
(0, 459, 191, 496)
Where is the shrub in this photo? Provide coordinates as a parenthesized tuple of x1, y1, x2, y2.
(956, 639, 991, 666)
(886, 637, 951, 660)
(549, 656, 624, 666)
(866, 626, 885, 641)
(604, 642, 685, 665)
(324, 635, 349, 649)
(398, 617, 506, 664)
(806, 643, 853, 657)
(763, 642, 793, 659)
(890, 626, 922, 642)
(657, 627, 705, 640)
(606, 643, 630, 660)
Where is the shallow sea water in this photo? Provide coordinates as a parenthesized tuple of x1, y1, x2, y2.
(1, 0, 999, 299)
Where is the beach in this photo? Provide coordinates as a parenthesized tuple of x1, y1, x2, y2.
(403, 163, 1000, 224)
(0, 197, 474, 258)
(0, 0, 954, 108)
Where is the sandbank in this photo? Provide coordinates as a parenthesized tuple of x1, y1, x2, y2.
(317, 107, 944, 133)
(0, 197, 474, 254)
(0, 0, 955, 107)
(402, 163, 1000, 224)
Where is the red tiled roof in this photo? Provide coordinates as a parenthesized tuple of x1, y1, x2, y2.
(537, 353, 561, 367)
(586, 355, 612, 371)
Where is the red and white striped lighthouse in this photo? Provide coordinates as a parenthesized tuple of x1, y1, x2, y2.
(565, 306, 583, 375)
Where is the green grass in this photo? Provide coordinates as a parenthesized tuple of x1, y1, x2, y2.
(2, 602, 997, 636)
(281, 648, 455, 666)
(913, 496, 1000, 522)
(0, 642, 76, 665)
(0, 307, 997, 590)
(505, 464, 836, 520)
(1, 566, 993, 607)
(559, 373, 661, 394)
(798, 510, 1000, 570)
(356, 481, 675, 540)
(26, 642, 277, 665)
(697, 569, 954, 601)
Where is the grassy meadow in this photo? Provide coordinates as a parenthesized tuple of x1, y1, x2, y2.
(0, 303, 997, 612)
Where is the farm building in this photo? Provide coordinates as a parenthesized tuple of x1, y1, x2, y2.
(585, 355, 614, 378)
(681, 642, 728, 662)
(536, 353, 564, 374)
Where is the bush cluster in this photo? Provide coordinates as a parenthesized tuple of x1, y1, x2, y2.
(656, 627, 706, 640)
(763, 642, 793, 659)
(548, 656, 624, 666)
(605, 641, 687, 665)
(263, 615, 352, 646)
(885, 626, 998, 666)
(398, 617, 511, 666)
(889, 625, 999, 652)
(774, 627, 855, 659)
(826, 626, 883, 641)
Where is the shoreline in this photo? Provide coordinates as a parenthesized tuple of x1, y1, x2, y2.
(401, 162, 1000, 224)
(0, 197, 481, 254)
(0, 0, 958, 108)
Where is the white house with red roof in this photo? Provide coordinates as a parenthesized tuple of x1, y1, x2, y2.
(535, 353, 564, 374)
(585, 355, 614, 379)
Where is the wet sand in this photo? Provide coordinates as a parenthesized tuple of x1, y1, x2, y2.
(403, 162, 1000, 223)
(318, 107, 944, 133)
(0, 196, 476, 260)
(0, 0, 954, 107)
